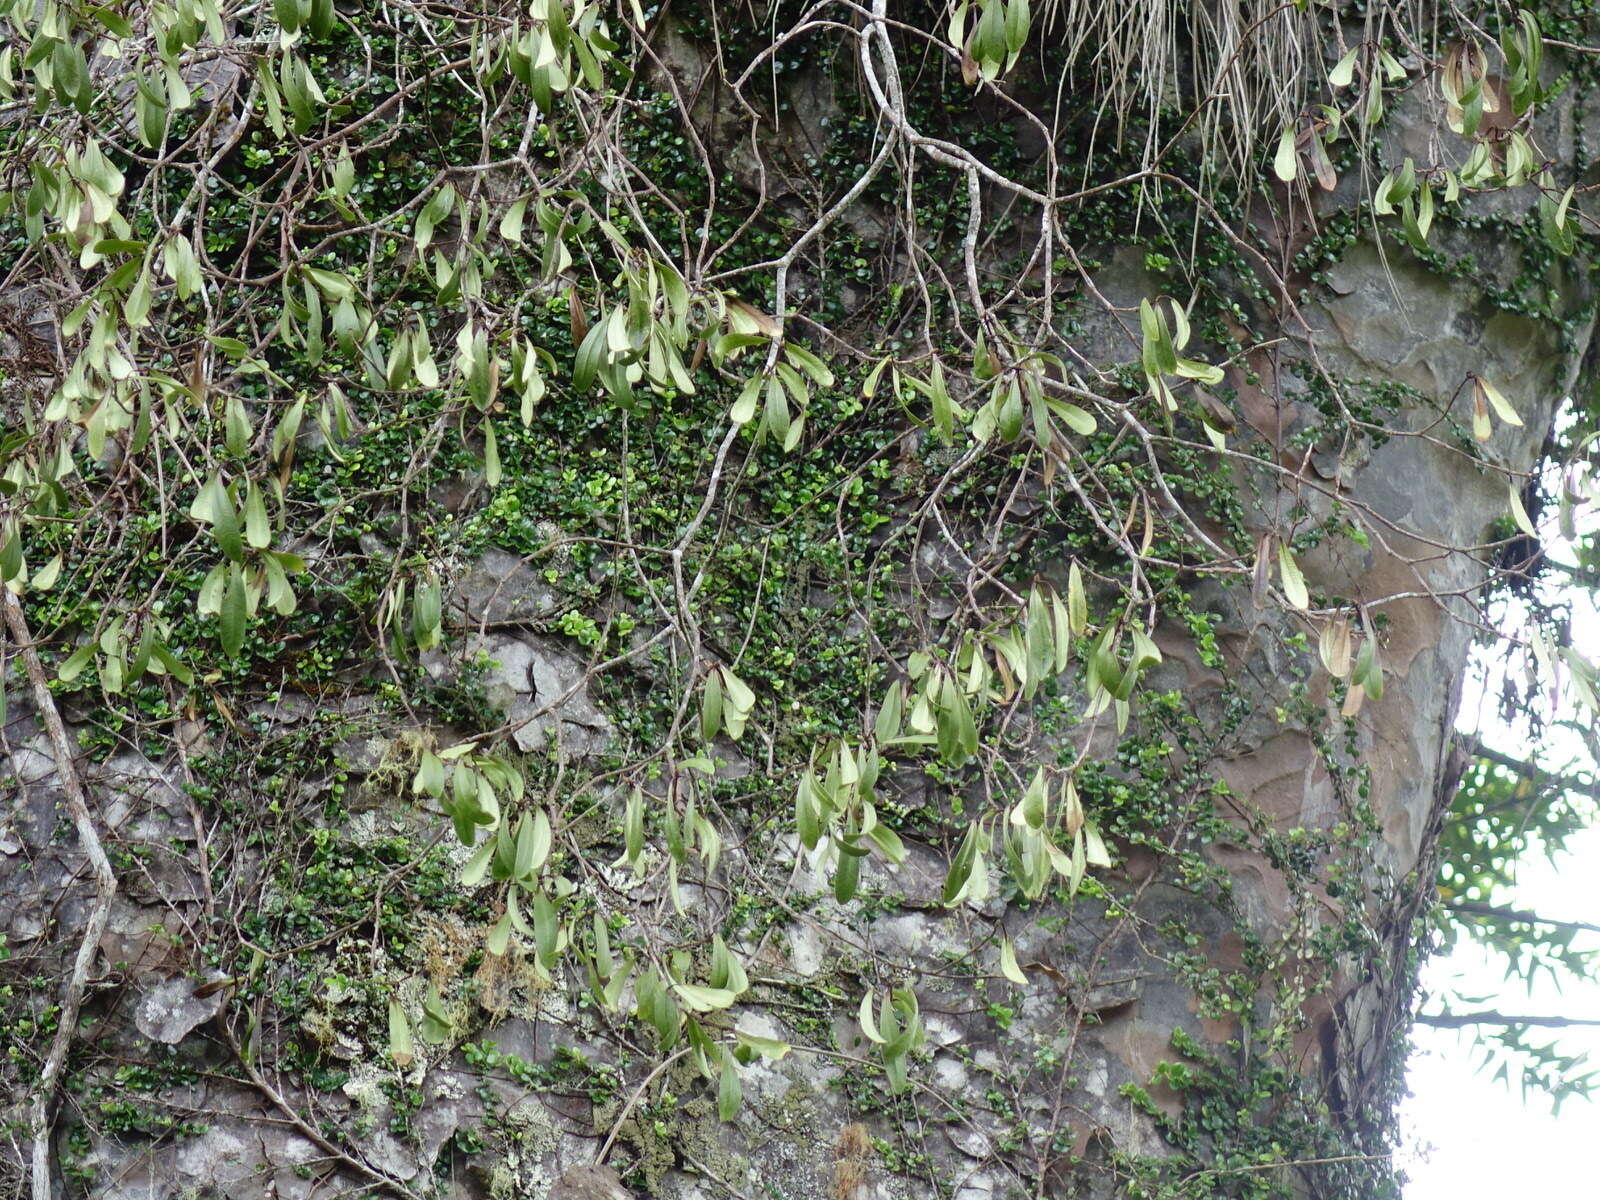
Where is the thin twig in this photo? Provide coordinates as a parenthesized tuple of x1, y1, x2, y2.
(1417, 1012, 1600, 1029)
(1446, 900, 1600, 938)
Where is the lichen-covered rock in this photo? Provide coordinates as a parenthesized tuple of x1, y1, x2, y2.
(132, 976, 226, 1044)
(457, 549, 564, 627)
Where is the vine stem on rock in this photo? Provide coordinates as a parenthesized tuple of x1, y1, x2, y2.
(216, 1018, 425, 1200)
(2, 589, 117, 1200)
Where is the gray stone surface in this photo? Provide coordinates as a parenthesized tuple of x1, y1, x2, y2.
(457, 548, 562, 626)
(132, 976, 226, 1045)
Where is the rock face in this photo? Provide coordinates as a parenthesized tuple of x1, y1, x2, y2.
(2, 16, 1591, 1200)
(6, 228, 1579, 1198)
(456, 549, 562, 627)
